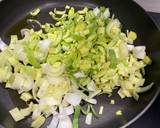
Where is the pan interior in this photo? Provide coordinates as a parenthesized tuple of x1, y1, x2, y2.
(0, 0, 160, 128)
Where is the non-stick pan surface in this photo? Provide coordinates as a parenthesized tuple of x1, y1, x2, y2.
(0, 0, 160, 128)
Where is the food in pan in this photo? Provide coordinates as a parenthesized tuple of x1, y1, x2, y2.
(0, 6, 153, 128)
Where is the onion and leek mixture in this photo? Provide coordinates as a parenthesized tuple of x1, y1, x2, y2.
(0, 6, 153, 128)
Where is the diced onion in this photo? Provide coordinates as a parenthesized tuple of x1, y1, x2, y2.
(115, 110, 122, 116)
(32, 108, 41, 120)
(64, 93, 82, 106)
(0, 38, 7, 51)
(47, 114, 59, 128)
(74, 71, 85, 78)
(59, 105, 74, 116)
(127, 44, 134, 51)
(93, 7, 100, 16)
(9, 107, 24, 122)
(89, 90, 101, 98)
(133, 46, 146, 59)
(104, 8, 110, 18)
(38, 39, 52, 52)
(57, 115, 72, 128)
(99, 106, 104, 115)
(85, 113, 92, 125)
(87, 80, 97, 91)
(85, 98, 97, 105)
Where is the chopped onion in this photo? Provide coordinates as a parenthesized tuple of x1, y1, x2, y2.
(46, 76, 64, 85)
(87, 80, 97, 91)
(93, 7, 100, 16)
(72, 88, 88, 99)
(127, 44, 134, 51)
(9, 107, 25, 122)
(57, 115, 72, 128)
(133, 46, 146, 59)
(12, 73, 33, 92)
(85, 98, 97, 104)
(20, 29, 30, 39)
(64, 93, 82, 106)
(39, 97, 60, 107)
(30, 8, 41, 16)
(41, 63, 65, 77)
(59, 105, 74, 116)
(89, 90, 101, 98)
(118, 89, 125, 99)
(74, 71, 85, 78)
(115, 110, 122, 116)
(27, 19, 42, 30)
(110, 99, 115, 105)
(85, 113, 92, 125)
(47, 114, 59, 128)
(62, 99, 69, 106)
(104, 8, 110, 18)
(106, 19, 121, 38)
(14, 44, 27, 61)
(0, 38, 7, 51)
(36, 78, 49, 98)
(32, 108, 41, 120)
(38, 39, 52, 52)
(99, 106, 104, 115)
(72, 88, 97, 104)
(136, 82, 154, 93)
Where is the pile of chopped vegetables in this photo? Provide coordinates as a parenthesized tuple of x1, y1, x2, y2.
(0, 6, 153, 128)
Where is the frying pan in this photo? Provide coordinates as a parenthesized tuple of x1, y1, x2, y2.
(0, 0, 160, 128)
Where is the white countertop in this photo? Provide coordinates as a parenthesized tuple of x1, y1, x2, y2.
(134, 0, 160, 13)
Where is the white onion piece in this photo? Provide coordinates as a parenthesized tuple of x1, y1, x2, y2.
(127, 44, 134, 51)
(14, 44, 27, 61)
(93, 7, 100, 16)
(104, 8, 110, 18)
(85, 98, 97, 104)
(46, 76, 64, 85)
(99, 106, 104, 115)
(57, 115, 72, 128)
(20, 29, 30, 39)
(74, 71, 85, 78)
(71, 87, 97, 104)
(0, 38, 7, 51)
(61, 99, 69, 107)
(85, 113, 92, 125)
(59, 105, 74, 116)
(12, 73, 33, 92)
(87, 80, 97, 91)
(44, 106, 57, 118)
(39, 97, 60, 107)
(133, 46, 146, 59)
(22, 75, 34, 92)
(41, 64, 65, 77)
(12, 73, 24, 90)
(72, 86, 88, 99)
(38, 39, 52, 52)
(89, 90, 101, 99)
(36, 78, 49, 98)
(64, 93, 82, 106)
(106, 19, 121, 38)
(47, 114, 59, 128)
(32, 108, 41, 120)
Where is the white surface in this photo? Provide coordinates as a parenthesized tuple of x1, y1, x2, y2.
(135, 0, 160, 13)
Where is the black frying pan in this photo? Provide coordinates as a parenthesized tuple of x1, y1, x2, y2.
(0, 0, 160, 128)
